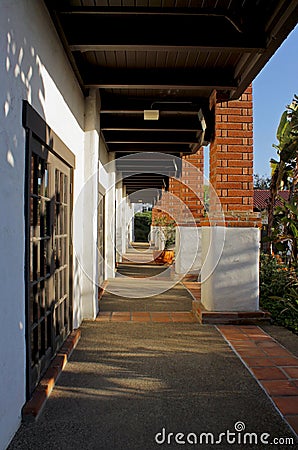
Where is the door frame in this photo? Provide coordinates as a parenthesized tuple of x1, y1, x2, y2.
(23, 101, 75, 398)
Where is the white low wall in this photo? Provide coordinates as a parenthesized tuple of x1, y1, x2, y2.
(175, 226, 202, 276)
(201, 227, 260, 311)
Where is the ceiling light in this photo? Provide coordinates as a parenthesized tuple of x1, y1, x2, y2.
(144, 110, 159, 120)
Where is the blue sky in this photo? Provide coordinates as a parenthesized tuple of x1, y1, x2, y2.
(253, 24, 298, 178)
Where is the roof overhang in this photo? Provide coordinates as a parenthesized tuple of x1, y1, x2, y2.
(44, 1, 298, 196)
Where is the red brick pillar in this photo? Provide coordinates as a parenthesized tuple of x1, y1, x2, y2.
(168, 177, 181, 221)
(199, 85, 262, 315)
(180, 148, 205, 223)
(165, 148, 204, 277)
(207, 85, 260, 226)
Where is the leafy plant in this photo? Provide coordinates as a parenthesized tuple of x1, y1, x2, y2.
(267, 96, 298, 248)
(273, 195, 298, 262)
(134, 211, 152, 242)
(152, 214, 176, 249)
(259, 253, 298, 333)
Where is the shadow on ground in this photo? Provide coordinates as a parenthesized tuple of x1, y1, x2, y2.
(9, 323, 296, 450)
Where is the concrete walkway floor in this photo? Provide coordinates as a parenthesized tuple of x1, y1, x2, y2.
(9, 268, 298, 450)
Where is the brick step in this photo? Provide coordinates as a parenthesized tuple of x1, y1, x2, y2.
(95, 311, 197, 323)
(193, 300, 271, 325)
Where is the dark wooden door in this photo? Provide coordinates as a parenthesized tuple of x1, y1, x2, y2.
(28, 140, 71, 395)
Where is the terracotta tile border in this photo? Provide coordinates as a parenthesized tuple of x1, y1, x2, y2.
(96, 311, 197, 323)
(22, 329, 81, 422)
(217, 325, 298, 438)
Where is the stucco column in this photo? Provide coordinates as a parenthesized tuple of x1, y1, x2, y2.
(81, 88, 100, 319)
(201, 86, 262, 312)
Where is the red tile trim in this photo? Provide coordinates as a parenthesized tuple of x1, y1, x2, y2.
(96, 311, 197, 323)
(22, 329, 81, 421)
(217, 325, 298, 438)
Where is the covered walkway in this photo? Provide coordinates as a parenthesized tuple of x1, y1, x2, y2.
(9, 262, 298, 449)
(1, 2, 298, 449)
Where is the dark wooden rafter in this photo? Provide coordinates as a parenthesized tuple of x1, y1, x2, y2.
(100, 97, 209, 114)
(101, 116, 201, 132)
(82, 68, 237, 90)
(100, 116, 203, 132)
(57, 6, 243, 31)
(103, 131, 201, 145)
(112, 144, 192, 154)
(116, 162, 179, 172)
(55, 7, 267, 52)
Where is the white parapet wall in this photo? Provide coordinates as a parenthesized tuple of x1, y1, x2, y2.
(175, 226, 202, 276)
(201, 227, 260, 311)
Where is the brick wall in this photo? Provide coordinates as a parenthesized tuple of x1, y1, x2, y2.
(206, 85, 261, 227)
(153, 85, 261, 228)
(180, 148, 204, 222)
(210, 86, 253, 213)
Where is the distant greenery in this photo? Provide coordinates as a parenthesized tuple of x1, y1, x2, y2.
(134, 211, 152, 242)
(254, 174, 271, 189)
(259, 254, 298, 334)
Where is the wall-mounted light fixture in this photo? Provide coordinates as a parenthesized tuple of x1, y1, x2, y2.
(144, 110, 159, 120)
(144, 101, 194, 121)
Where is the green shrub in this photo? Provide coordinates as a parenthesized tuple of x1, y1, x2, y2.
(134, 211, 152, 242)
(259, 254, 298, 334)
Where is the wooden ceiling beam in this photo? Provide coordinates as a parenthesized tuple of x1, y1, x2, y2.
(112, 145, 192, 154)
(101, 116, 202, 132)
(58, 6, 242, 23)
(70, 44, 262, 53)
(83, 68, 237, 90)
(103, 131, 200, 145)
(59, 12, 266, 52)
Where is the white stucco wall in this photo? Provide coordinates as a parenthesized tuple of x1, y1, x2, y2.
(0, 1, 97, 447)
(115, 183, 124, 262)
(125, 198, 134, 246)
(80, 90, 101, 319)
(175, 226, 202, 276)
(201, 227, 260, 311)
(98, 144, 116, 280)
